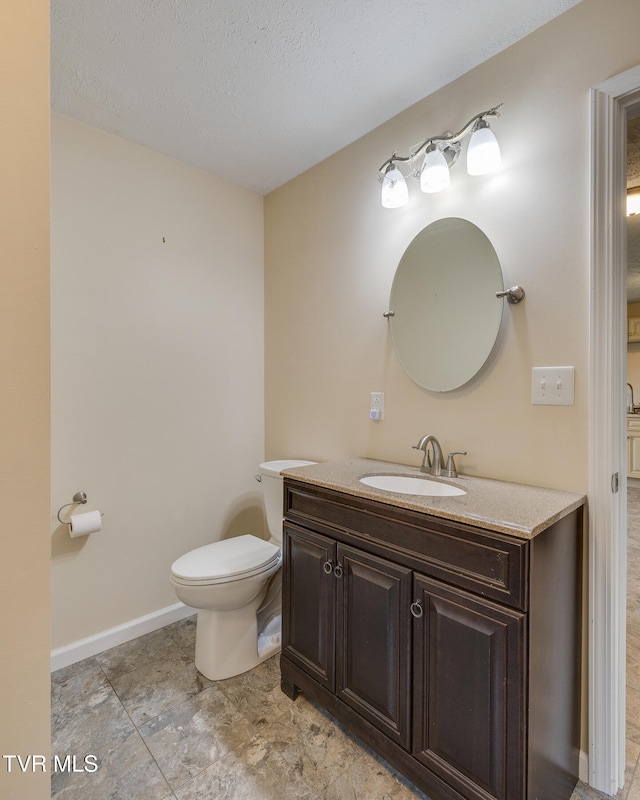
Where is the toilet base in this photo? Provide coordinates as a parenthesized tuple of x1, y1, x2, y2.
(257, 613, 281, 660)
(194, 595, 280, 681)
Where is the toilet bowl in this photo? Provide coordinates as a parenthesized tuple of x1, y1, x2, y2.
(170, 459, 315, 680)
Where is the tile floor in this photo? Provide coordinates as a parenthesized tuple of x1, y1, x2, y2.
(51, 616, 432, 800)
(51, 487, 640, 799)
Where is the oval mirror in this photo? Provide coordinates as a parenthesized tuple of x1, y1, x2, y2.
(389, 218, 504, 392)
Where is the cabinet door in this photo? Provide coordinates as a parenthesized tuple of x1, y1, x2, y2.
(282, 524, 336, 690)
(412, 574, 525, 800)
(629, 430, 640, 478)
(336, 544, 412, 748)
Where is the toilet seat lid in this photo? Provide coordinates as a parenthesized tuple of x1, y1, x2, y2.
(171, 535, 280, 582)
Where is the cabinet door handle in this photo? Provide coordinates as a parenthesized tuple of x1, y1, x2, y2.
(333, 563, 344, 578)
(323, 560, 334, 575)
(410, 600, 424, 618)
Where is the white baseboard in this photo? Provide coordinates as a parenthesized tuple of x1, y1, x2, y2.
(579, 748, 589, 783)
(51, 602, 196, 673)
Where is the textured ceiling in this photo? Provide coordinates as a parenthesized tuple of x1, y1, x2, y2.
(51, 0, 582, 195)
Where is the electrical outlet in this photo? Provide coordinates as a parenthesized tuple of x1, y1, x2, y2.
(531, 367, 575, 406)
(370, 392, 385, 420)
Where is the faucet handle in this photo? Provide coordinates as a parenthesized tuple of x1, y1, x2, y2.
(444, 451, 467, 478)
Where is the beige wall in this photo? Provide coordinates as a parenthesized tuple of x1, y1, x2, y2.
(51, 116, 265, 648)
(265, 1, 640, 763)
(0, 1, 51, 798)
(265, 0, 640, 493)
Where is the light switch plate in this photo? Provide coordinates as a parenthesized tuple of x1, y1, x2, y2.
(531, 366, 575, 406)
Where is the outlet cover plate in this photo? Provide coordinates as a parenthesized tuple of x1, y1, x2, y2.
(370, 392, 384, 420)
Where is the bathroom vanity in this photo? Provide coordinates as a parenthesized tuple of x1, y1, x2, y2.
(279, 459, 584, 800)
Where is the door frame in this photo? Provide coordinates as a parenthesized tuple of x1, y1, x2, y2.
(590, 64, 640, 794)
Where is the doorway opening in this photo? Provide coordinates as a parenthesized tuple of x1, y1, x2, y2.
(590, 65, 640, 795)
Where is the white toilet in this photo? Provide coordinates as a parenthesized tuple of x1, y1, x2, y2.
(170, 459, 315, 680)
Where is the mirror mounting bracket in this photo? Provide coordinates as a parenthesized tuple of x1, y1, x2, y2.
(496, 286, 525, 304)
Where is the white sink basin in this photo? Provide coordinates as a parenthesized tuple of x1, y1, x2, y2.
(359, 474, 466, 497)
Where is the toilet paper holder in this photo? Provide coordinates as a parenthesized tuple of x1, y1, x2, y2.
(56, 491, 88, 525)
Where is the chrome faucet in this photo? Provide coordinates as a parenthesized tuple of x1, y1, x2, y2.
(412, 434, 444, 476)
(413, 435, 467, 478)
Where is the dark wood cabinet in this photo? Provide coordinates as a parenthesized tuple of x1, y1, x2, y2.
(412, 575, 525, 800)
(336, 543, 412, 747)
(281, 478, 582, 800)
(282, 526, 335, 689)
(283, 526, 412, 747)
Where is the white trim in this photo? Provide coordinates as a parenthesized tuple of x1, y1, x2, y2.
(50, 602, 195, 672)
(579, 749, 590, 784)
(590, 64, 640, 794)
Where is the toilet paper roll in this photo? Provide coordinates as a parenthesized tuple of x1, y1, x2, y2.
(69, 510, 102, 538)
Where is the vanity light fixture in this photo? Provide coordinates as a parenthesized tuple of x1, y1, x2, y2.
(378, 104, 502, 208)
(466, 119, 501, 175)
(420, 144, 451, 193)
(380, 164, 409, 208)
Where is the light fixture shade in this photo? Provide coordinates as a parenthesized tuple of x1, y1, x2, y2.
(381, 166, 409, 208)
(628, 189, 640, 216)
(420, 146, 450, 193)
(467, 124, 501, 175)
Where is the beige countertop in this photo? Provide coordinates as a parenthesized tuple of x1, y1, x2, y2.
(281, 458, 585, 540)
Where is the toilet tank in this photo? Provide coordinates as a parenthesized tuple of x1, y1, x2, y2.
(259, 460, 316, 545)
